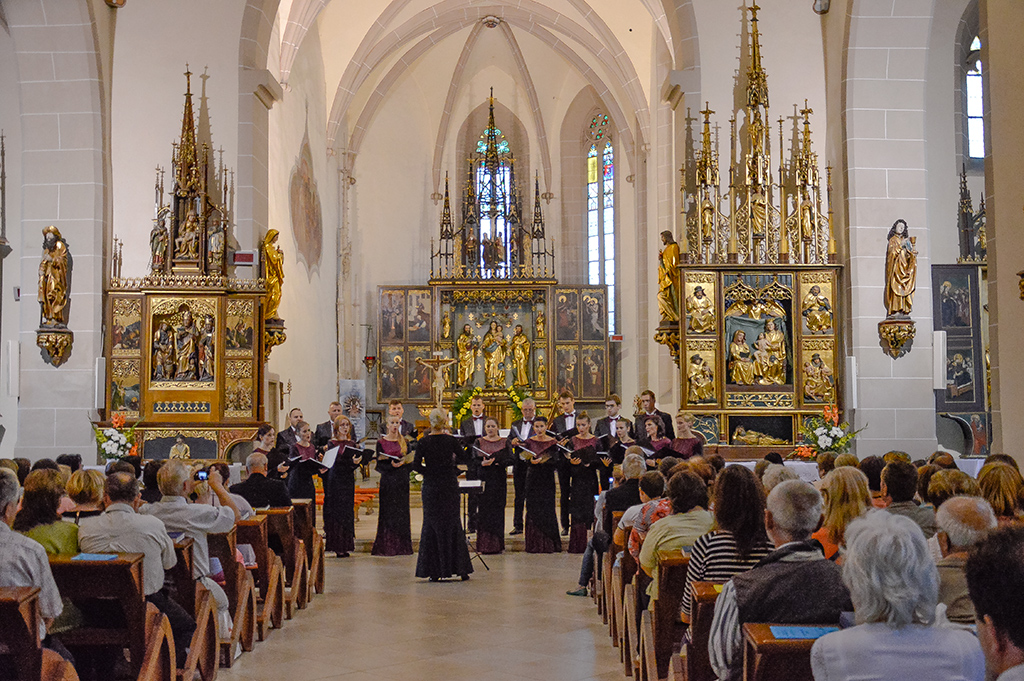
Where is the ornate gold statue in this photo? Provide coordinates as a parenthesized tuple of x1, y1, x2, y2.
(732, 426, 787, 446)
(175, 206, 201, 260)
(536, 355, 547, 386)
(174, 309, 199, 381)
(535, 312, 546, 338)
(803, 353, 835, 403)
(441, 310, 451, 339)
(884, 219, 917, 316)
(262, 229, 285, 320)
(754, 317, 787, 385)
(687, 354, 714, 403)
(728, 330, 756, 385)
(455, 324, 477, 386)
(169, 434, 191, 459)
(657, 230, 681, 322)
(700, 198, 716, 242)
(686, 286, 715, 333)
(150, 218, 168, 273)
(509, 324, 531, 387)
(801, 285, 833, 333)
(38, 226, 71, 328)
(481, 321, 507, 387)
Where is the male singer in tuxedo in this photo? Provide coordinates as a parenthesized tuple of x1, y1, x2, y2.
(594, 394, 632, 441)
(508, 397, 537, 535)
(459, 395, 487, 531)
(271, 407, 303, 479)
(633, 389, 675, 443)
(379, 399, 416, 438)
(551, 390, 578, 536)
(314, 402, 343, 453)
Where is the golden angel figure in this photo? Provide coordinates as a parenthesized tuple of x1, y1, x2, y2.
(39, 226, 71, 328)
(884, 219, 917, 317)
(657, 230, 681, 322)
(262, 229, 285, 320)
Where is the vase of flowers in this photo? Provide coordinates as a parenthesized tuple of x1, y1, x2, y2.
(788, 405, 861, 461)
(506, 385, 527, 421)
(93, 412, 139, 462)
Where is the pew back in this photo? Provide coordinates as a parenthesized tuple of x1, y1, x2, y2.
(742, 623, 816, 681)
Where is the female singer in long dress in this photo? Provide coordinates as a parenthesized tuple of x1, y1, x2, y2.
(371, 414, 414, 556)
(286, 420, 325, 524)
(524, 416, 561, 553)
(323, 415, 362, 557)
(642, 416, 672, 468)
(414, 409, 473, 580)
(670, 412, 704, 460)
(256, 424, 289, 481)
(567, 413, 600, 553)
(475, 417, 509, 554)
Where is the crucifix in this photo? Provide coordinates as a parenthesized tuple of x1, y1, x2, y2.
(416, 351, 457, 410)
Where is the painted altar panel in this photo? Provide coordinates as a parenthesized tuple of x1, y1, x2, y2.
(108, 295, 143, 419)
(932, 264, 987, 418)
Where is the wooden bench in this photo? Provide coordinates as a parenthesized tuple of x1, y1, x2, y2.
(256, 508, 308, 619)
(49, 552, 147, 679)
(0, 586, 79, 681)
(177, 586, 217, 681)
(169, 538, 197, 619)
(618, 548, 640, 674)
(639, 550, 690, 681)
(742, 623, 819, 681)
(683, 582, 721, 681)
(353, 487, 378, 519)
(291, 499, 325, 598)
(208, 527, 256, 667)
(603, 510, 625, 643)
(137, 603, 174, 681)
(236, 517, 285, 641)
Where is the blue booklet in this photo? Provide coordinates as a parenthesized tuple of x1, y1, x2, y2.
(72, 553, 118, 561)
(769, 625, 838, 640)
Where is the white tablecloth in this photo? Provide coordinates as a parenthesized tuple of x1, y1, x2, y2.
(733, 460, 820, 483)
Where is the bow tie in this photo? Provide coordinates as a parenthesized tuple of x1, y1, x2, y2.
(474, 417, 483, 420)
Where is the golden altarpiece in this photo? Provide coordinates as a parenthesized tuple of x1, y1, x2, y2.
(104, 71, 266, 459)
(659, 5, 842, 450)
(377, 95, 610, 416)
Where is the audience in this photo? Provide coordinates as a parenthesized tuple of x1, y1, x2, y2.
(928, 469, 982, 509)
(934, 496, 997, 624)
(812, 466, 871, 560)
(30, 458, 60, 473)
(882, 450, 911, 464)
(140, 459, 165, 504)
(55, 454, 83, 473)
(966, 525, 1024, 681)
(78, 472, 196, 667)
(627, 458, 680, 560)
(917, 463, 942, 505)
(810, 511, 984, 680)
(816, 451, 837, 479)
(929, 451, 959, 470)
(709, 480, 852, 681)
(977, 463, 1024, 525)
(681, 465, 772, 621)
(762, 463, 799, 492)
(230, 452, 292, 508)
(13, 469, 78, 555)
(13, 457, 31, 484)
(64, 469, 105, 524)
(613, 470, 665, 549)
(197, 462, 255, 519)
(834, 453, 859, 469)
(882, 461, 936, 538)
(982, 453, 1019, 471)
(858, 456, 886, 508)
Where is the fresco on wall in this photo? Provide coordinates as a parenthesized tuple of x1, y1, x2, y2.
(290, 114, 323, 276)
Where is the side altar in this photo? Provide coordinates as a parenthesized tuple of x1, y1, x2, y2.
(377, 95, 610, 412)
(103, 70, 269, 459)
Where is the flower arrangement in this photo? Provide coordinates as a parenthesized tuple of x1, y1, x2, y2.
(506, 385, 528, 421)
(451, 387, 482, 426)
(409, 469, 424, 490)
(93, 412, 139, 461)
(789, 405, 861, 461)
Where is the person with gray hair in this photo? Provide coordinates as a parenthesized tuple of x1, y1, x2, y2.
(709, 480, 852, 681)
(762, 463, 799, 492)
(934, 496, 997, 624)
(811, 511, 984, 680)
(230, 450, 292, 509)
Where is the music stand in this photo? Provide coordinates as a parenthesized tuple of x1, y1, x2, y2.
(459, 478, 489, 570)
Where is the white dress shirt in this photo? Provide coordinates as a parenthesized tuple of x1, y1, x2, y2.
(0, 521, 63, 637)
(565, 412, 576, 430)
(140, 496, 234, 579)
(79, 503, 177, 596)
(473, 417, 484, 436)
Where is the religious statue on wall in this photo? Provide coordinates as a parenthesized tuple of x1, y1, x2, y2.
(39, 225, 71, 329)
(175, 206, 201, 260)
(728, 329, 756, 385)
(884, 219, 917, 317)
(732, 425, 788, 446)
(198, 314, 216, 382)
(657, 230, 681, 322)
(754, 318, 787, 385)
(686, 285, 715, 333)
(150, 217, 168, 273)
(207, 217, 225, 276)
(509, 324, 530, 387)
(456, 324, 477, 386)
(262, 229, 285, 321)
(687, 354, 714, 404)
(441, 310, 451, 339)
(152, 322, 174, 380)
(481, 321, 507, 387)
(535, 311, 546, 339)
(803, 353, 834, 402)
(174, 310, 200, 381)
(801, 284, 832, 333)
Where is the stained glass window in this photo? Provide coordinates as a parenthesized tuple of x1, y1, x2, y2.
(475, 125, 512, 277)
(966, 36, 984, 159)
(587, 112, 615, 334)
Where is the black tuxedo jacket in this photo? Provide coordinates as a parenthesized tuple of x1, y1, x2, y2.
(460, 416, 486, 438)
(230, 472, 292, 509)
(634, 410, 675, 440)
(551, 413, 578, 437)
(595, 416, 633, 440)
(313, 421, 333, 452)
(508, 418, 536, 443)
(275, 427, 298, 453)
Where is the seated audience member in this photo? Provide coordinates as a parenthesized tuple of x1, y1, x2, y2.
(882, 461, 936, 538)
(929, 451, 959, 470)
(834, 453, 859, 469)
(978, 463, 1024, 525)
(639, 470, 713, 607)
(230, 452, 293, 509)
(593, 466, 625, 534)
(858, 455, 887, 508)
(812, 466, 872, 560)
(709, 480, 852, 681)
(141, 459, 239, 637)
(811, 512, 985, 681)
(614, 470, 666, 549)
(55, 454, 82, 473)
(682, 465, 772, 621)
(140, 459, 165, 504)
(0, 469, 64, 646)
(627, 458, 680, 560)
(882, 450, 911, 465)
(706, 454, 726, 477)
(30, 458, 60, 473)
(687, 456, 717, 489)
(13, 469, 78, 555)
(79, 472, 196, 667)
(762, 463, 799, 492)
(817, 451, 837, 480)
(106, 459, 137, 478)
(917, 464, 942, 505)
(934, 496, 997, 625)
(64, 469, 105, 524)
(965, 525, 1024, 681)
(198, 462, 254, 519)
(982, 453, 1019, 471)
(928, 469, 982, 510)
(764, 452, 784, 465)
(753, 459, 771, 481)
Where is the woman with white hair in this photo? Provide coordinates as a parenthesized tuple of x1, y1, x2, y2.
(413, 408, 473, 581)
(810, 512, 985, 681)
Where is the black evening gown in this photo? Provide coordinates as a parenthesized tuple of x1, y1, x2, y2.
(371, 438, 413, 556)
(286, 443, 322, 524)
(474, 437, 509, 554)
(323, 439, 359, 555)
(414, 434, 473, 579)
(568, 436, 600, 553)
(524, 439, 561, 553)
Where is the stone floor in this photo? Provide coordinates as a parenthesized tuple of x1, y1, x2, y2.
(217, 552, 622, 681)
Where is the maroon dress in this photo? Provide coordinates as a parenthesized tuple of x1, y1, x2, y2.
(567, 435, 600, 553)
(524, 438, 561, 553)
(474, 438, 509, 554)
(371, 438, 413, 556)
(669, 436, 704, 459)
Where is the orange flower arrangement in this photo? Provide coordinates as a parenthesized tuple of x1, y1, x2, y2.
(787, 404, 862, 461)
(93, 411, 139, 461)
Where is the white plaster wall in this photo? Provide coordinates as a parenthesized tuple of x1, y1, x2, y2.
(111, 0, 246, 278)
(0, 24, 22, 458)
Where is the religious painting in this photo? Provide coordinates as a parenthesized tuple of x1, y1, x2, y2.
(555, 345, 579, 397)
(728, 415, 792, 446)
(379, 290, 405, 342)
(555, 289, 579, 341)
(938, 413, 989, 458)
(945, 349, 975, 402)
(224, 299, 255, 355)
(339, 379, 366, 440)
(149, 298, 218, 388)
(799, 273, 834, 336)
(800, 341, 836, 405)
(684, 273, 716, 335)
(935, 272, 973, 329)
(378, 347, 405, 400)
(224, 360, 254, 418)
(723, 274, 792, 387)
(141, 430, 218, 460)
(581, 345, 605, 398)
(685, 339, 717, 406)
(966, 413, 989, 457)
(111, 298, 142, 355)
(581, 289, 606, 341)
(932, 265, 984, 413)
(408, 348, 433, 400)
(289, 124, 323, 275)
(110, 358, 141, 415)
(406, 289, 433, 343)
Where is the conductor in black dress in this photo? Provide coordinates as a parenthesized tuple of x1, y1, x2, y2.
(508, 397, 537, 535)
(414, 409, 473, 581)
(551, 390, 578, 535)
(633, 389, 675, 441)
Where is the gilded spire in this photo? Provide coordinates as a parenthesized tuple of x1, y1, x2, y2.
(484, 87, 500, 172)
(176, 65, 200, 194)
(533, 172, 545, 238)
(746, 4, 769, 110)
(463, 159, 477, 224)
(440, 172, 453, 238)
(697, 103, 719, 187)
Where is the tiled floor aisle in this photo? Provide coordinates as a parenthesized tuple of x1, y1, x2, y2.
(218, 552, 624, 680)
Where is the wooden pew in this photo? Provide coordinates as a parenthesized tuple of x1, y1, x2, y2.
(741, 623, 819, 681)
(622, 578, 640, 678)
(49, 553, 147, 679)
(0, 586, 79, 681)
(683, 582, 721, 681)
(291, 499, 324, 598)
(604, 510, 625, 642)
(650, 550, 690, 681)
(169, 538, 197, 619)
(618, 548, 640, 672)
(256, 508, 308, 619)
(207, 527, 256, 667)
(137, 603, 174, 681)
(236, 517, 285, 640)
(177, 586, 217, 681)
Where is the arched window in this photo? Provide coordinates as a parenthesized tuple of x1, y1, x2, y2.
(965, 35, 984, 159)
(587, 113, 615, 334)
